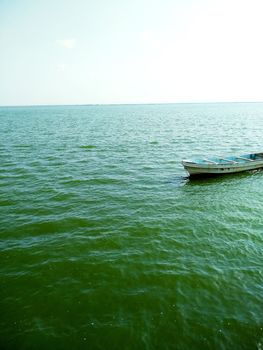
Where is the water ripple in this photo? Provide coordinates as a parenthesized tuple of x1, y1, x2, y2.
(1, 103, 263, 349)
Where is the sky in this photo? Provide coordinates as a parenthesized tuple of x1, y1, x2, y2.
(1, 0, 263, 106)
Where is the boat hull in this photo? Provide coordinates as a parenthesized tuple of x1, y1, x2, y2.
(182, 159, 263, 177)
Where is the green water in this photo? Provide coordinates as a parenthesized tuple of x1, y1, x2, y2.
(0, 103, 263, 349)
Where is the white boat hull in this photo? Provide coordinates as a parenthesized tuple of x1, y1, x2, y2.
(182, 153, 263, 177)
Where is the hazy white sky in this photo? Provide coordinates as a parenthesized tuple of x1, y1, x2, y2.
(1, 0, 263, 106)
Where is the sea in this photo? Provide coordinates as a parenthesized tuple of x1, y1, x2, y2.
(0, 103, 263, 350)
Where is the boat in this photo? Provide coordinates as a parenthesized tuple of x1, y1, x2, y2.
(182, 152, 263, 177)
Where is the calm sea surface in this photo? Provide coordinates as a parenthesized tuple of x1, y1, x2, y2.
(0, 103, 263, 349)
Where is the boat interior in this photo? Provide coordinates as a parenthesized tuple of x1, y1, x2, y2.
(189, 153, 263, 165)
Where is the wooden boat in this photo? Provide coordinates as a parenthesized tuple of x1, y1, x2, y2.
(182, 152, 263, 177)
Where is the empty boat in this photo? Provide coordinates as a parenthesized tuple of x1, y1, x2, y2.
(182, 152, 263, 177)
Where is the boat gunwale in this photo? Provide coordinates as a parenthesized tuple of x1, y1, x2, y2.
(182, 159, 263, 169)
(182, 152, 263, 169)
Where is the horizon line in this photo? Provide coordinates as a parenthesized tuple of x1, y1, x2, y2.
(1, 100, 263, 108)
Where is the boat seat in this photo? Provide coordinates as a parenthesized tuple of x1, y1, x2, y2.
(217, 156, 238, 164)
(203, 158, 218, 164)
(222, 158, 238, 164)
(236, 157, 254, 162)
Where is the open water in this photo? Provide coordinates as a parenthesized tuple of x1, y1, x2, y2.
(0, 103, 263, 350)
